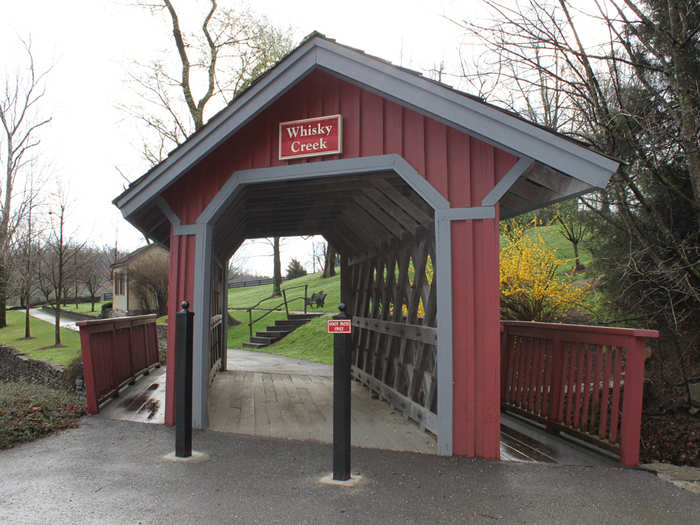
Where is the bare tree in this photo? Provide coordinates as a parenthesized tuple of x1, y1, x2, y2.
(322, 243, 337, 278)
(124, 0, 292, 164)
(554, 200, 589, 272)
(14, 171, 42, 338)
(82, 245, 112, 312)
(0, 39, 51, 327)
(42, 191, 83, 346)
(128, 249, 169, 314)
(453, 0, 700, 400)
(272, 237, 282, 296)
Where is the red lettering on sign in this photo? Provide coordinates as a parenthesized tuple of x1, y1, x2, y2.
(279, 115, 342, 160)
(327, 319, 352, 334)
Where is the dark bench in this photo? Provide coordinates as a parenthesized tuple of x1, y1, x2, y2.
(306, 291, 327, 308)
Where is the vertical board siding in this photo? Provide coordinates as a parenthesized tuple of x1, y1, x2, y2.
(163, 69, 513, 222)
(165, 228, 196, 425)
(79, 317, 160, 415)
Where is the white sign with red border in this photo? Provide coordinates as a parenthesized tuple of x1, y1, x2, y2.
(327, 319, 352, 334)
(279, 114, 342, 161)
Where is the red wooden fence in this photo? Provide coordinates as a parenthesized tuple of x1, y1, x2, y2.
(78, 315, 161, 414)
(500, 321, 658, 466)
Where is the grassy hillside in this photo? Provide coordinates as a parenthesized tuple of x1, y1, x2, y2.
(241, 314, 334, 364)
(228, 270, 341, 312)
(524, 224, 593, 271)
(0, 311, 81, 366)
(227, 310, 288, 349)
(227, 225, 596, 353)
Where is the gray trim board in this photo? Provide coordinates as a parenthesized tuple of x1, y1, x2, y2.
(194, 154, 454, 455)
(435, 215, 453, 456)
(192, 224, 213, 429)
(437, 207, 495, 221)
(482, 157, 534, 206)
(313, 40, 617, 184)
(115, 36, 618, 221)
(197, 154, 449, 225)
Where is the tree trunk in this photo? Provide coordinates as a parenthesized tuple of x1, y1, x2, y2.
(0, 268, 6, 328)
(272, 236, 282, 296)
(322, 245, 337, 278)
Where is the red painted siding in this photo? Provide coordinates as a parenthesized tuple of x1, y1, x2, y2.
(162, 68, 519, 456)
(163, 69, 518, 222)
(165, 228, 196, 425)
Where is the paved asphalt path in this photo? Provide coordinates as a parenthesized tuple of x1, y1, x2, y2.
(1, 417, 698, 524)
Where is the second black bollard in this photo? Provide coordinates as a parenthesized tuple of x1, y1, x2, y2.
(175, 300, 194, 458)
(333, 303, 352, 481)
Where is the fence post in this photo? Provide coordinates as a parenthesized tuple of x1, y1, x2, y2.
(282, 290, 289, 318)
(248, 308, 253, 340)
(333, 303, 352, 481)
(175, 300, 194, 458)
(304, 285, 308, 314)
(620, 337, 646, 467)
(547, 336, 564, 433)
(79, 326, 99, 414)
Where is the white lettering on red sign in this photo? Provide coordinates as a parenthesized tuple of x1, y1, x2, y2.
(327, 319, 352, 334)
(279, 115, 342, 160)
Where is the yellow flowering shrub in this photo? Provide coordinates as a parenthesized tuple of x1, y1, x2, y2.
(500, 222, 588, 321)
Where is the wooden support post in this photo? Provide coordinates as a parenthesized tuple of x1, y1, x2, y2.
(620, 337, 646, 467)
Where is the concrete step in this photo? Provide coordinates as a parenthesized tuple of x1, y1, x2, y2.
(274, 319, 308, 328)
(242, 341, 269, 349)
(256, 330, 290, 339)
(251, 336, 277, 345)
(287, 313, 325, 320)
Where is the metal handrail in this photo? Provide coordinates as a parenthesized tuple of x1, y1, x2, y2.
(247, 296, 307, 339)
(228, 283, 322, 339)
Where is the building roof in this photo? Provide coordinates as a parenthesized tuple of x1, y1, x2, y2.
(114, 32, 619, 237)
(111, 243, 166, 269)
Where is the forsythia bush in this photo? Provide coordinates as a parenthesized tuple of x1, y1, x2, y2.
(500, 222, 588, 321)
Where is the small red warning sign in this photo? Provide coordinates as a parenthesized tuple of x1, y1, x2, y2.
(327, 319, 352, 334)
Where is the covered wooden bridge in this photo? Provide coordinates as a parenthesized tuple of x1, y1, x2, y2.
(113, 33, 624, 459)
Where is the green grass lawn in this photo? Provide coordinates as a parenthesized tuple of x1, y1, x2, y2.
(0, 310, 81, 366)
(56, 301, 107, 316)
(225, 229, 596, 363)
(524, 224, 593, 271)
(227, 310, 288, 349)
(241, 314, 334, 364)
(228, 270, 341, 313)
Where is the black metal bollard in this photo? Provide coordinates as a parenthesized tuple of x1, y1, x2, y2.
(175, 300, 194, 458)
(333, 303, 352, 481)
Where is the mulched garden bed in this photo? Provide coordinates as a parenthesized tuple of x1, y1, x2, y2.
(640, 378, 700, 467)
(0, 380, 86, 449)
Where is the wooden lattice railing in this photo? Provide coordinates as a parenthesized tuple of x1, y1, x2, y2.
(348, 233, 437, 432)
(500, 321, 659, 466)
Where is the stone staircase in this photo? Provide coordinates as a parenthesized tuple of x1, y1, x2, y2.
(241, 312, 324, 349)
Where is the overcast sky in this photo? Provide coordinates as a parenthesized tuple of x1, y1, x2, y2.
(0, 0, 480, 276)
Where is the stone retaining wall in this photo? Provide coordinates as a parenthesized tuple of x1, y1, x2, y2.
(0, 345, 68, 390)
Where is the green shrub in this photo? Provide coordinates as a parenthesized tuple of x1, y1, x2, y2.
(0, 381, 86, 449)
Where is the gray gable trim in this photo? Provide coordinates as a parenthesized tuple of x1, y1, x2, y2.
(116, 42, 320, 218)
(481, 157, 534, 207)
(196, 154, 450, 225)
(313, 40, 616, 186)
(115, 35, 617, 221)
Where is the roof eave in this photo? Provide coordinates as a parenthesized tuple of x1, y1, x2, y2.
(115, 35, 619, 220)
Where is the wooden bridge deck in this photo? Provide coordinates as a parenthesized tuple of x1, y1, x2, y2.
(100, 349, 614, 466)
